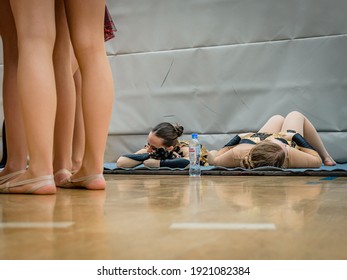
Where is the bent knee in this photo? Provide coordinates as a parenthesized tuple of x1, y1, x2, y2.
(271, 115, 285, 122)
(286, 111, 303, 118)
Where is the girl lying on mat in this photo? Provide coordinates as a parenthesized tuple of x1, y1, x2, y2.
(116, 122, 208, 168)
(208, 111, 336, 169)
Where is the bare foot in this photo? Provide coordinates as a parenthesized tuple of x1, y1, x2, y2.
(323, 157, 336, 166)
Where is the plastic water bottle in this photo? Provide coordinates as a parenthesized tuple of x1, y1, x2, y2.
(189, 133, 201, 177)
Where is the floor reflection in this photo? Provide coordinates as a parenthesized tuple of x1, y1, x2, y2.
(213, 178, 327, 229)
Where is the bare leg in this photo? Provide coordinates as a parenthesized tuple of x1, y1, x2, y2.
(4, 0, 56, 194)
(71, 67, 85, 172)
(65, 0, 114, 189)
(258, 115, 285, 133)
(281, 111, 336, 166)
(0, 0, 27, 179)
(53, 0, 76, 185)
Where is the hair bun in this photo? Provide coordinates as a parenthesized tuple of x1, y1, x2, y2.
(173, 123, 184, 137)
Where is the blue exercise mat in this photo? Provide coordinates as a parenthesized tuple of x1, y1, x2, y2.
(103, 163, 347, 176)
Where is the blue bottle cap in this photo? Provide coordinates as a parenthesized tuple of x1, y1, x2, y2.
(192, 133, 198, 139)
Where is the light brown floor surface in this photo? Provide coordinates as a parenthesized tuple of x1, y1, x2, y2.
(0, 174, 347, 260)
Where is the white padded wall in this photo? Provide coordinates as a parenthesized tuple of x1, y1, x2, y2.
(105, 0, 347, 163)
(1, 0, 347, 163)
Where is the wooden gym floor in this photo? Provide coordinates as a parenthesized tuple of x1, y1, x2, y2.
(0, 174, 347, 260)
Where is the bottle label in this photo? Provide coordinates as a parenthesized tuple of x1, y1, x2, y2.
(189, 147, 200, 164)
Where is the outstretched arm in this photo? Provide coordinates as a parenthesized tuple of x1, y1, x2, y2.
(209, 144, 252, 167)
(143, 146, 190, 168)
(147, 158, 190, 168)
(116, 148, 149, 168)
(287, 147, 322, 168)
(208, 133, 252, 166)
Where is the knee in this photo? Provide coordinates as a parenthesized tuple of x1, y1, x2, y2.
(73, 44, 105, 69)
(286, 111, 302, 118)
(270, 115, 285, 122)
(71, 35, 104, 59)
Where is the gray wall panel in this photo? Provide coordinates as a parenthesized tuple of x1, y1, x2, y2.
(107, 0, 347, 53)
(105, 0, 347, 162)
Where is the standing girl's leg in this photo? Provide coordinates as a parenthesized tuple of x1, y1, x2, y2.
(0, 0, 27, 182)
(53, 0, 77, 186)
(281, 111, 336, 166)
(1, 0, 56, 194)
(71, 67, 85, 173)
(65, 0, 114, 189)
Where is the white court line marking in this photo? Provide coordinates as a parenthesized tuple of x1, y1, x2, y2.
(0, 222, 74, 228)
(170, 223, 276, 230)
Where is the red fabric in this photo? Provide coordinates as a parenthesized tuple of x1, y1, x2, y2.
(104, 6, 117, 42)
